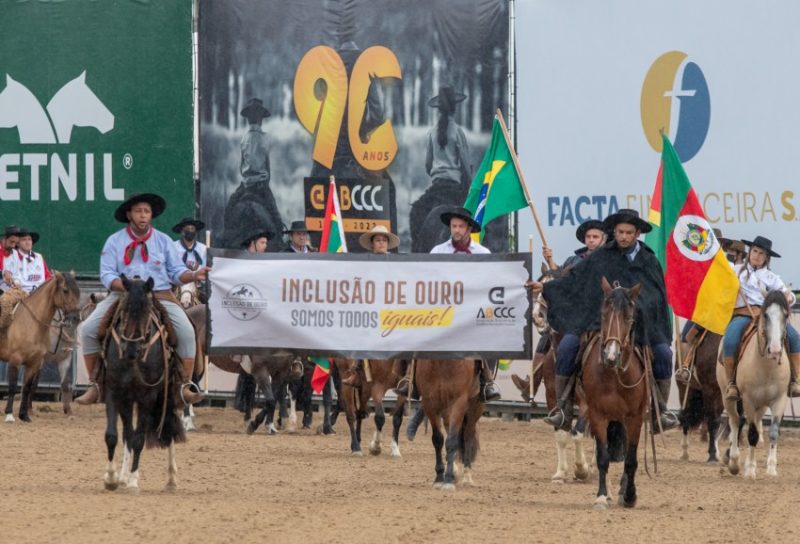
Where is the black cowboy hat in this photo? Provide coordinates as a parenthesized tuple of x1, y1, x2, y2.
(440, 206, 481, 232)
(172, 217, 206, 234)
(114, 193, 166, 223)
(3, 225, 21, 237)
(428, 86, 467, 109)
(712, 228, 731, 251)
(240, 228, 273, 249)
(18, 228, 39, 244)
(602, 208, 652, 234)
(282, 220, 308, 234)
(576, 220, 605, 243)
(742, 235, 780, 258)
(240, 98, 270, 121)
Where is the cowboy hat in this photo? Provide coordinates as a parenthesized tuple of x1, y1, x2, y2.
(602, 208, 652, 234)
(282, 220, 309, 234)
(742, 235, 780, 258)
(712, 228, 732, 251)
(18, 228, 39, 244)
(114, 193, 166, 223)
(172, 217, 206, 234)
(240, 98, 270, 121)
(240, 228, 273, 249)
(358, 225, 400, 251)
(440, 206, 481, 232)
(576, 220, 605, 243)
(3, 225, 21, 237)
(428, 86, 467, 109)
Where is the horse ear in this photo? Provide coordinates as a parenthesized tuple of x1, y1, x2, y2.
(120, 273, 130, 290)
(145, 277, 154, 292)
(601, 276, 612, 295)
(629, 283, 642, 300)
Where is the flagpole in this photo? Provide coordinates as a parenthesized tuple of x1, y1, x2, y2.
(495, 108, 549, 249)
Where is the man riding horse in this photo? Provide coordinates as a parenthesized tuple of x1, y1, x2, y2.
(76, 193, 210, 406)
(530, 208, 678, 432)
(3, 228, 52, 293)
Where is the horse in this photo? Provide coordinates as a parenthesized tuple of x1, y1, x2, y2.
(716, 291, 791, 479)
(676, 327, 723, 464)
(45, 71, 114, 144)
(0, 272, 81, 422)
(334, 358, 406, 457)
(581, 278, 648, 509)
(414, 359, 484, 490)
(0, 74, 56, 143)
(101, 276, 185, 492)
(176, 281, 203, 309)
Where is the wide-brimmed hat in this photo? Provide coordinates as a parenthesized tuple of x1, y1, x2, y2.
(18, 228, 39, 244)
(428, 86, 467, 110)
(742, 235, 780, 258)
(283, 220, 309, 234)
(712, 228, 730, 250)
(603, 208, 652, 234)
(3, 225, 21, 237)
(440, 206, 481, 232)
(240, 228, 273, 249)
(240, 98, 270, 121)
(358, 225, 400, 251)
(172, 217, 205, 234)
(576, 220, 605, 243)
(114, 193, 166, 223)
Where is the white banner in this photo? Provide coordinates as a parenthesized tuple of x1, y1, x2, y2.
(206, 251, 532, 359)
(516, 0, 800, 287)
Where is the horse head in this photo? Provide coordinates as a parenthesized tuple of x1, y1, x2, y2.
(599, 277, 640, 366)
(52, 271, 82, 327)
(46, 71, 114, 144)
(359, 73, 389, 143)
(179, 282, 199, 309)
(762, 290, 790, 361)
(118, 275, 155, 361)
(0, 74, 57, 143)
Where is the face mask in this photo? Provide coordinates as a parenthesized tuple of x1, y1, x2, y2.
(183, 231, 197, 242)
(726, 253, 735, 263)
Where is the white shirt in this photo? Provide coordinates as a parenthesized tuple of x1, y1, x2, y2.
(733, 262, 796, 308)
(430, 238, 491, 254)
(6, 249, 51, 293)
(173, 239, 207, 270)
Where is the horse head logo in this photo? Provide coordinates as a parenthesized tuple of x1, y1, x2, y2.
(46, 71, 114, 144)
(0, 74, 56, 143)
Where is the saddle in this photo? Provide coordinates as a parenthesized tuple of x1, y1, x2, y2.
(0, 287, 28, 330)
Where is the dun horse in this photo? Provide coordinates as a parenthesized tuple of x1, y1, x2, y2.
(414, 359, 484, 490)
(716, 290, 791, 479)
(101, 276, 185, 492)
(582, 279, 648, 509)
(0, 272, 81, 422)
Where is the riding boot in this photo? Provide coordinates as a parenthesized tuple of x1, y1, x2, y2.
(721, 356, 739, 401)
(75, 353, 102, 405)
(479, 359, 501, 401)
(406, 406, 426, 442)
(654, 379, 679, 432)
(392, 362, 412, 397)
(341, 360, 362, 387)
(789, 353, 800, 397)
(674, 343, 691, 384)
(179, 358, 205, 405)
(542, 375, 573, 431)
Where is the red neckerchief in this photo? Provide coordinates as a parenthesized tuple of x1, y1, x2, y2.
(124, 226, 153, 265)
(452, 238, 472, 254)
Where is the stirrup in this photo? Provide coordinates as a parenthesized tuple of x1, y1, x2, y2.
(675, 367, 691, 383)
(543, 407, 566, 427)
(725, 382, 740, 401)
(180, 381, 204, 405)
(393, 376, 410, 396)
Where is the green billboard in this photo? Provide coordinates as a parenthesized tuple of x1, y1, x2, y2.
(0, 0, 193, 275)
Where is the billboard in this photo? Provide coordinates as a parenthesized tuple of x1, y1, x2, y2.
(517, 0, 800, 286)
(0, 1, 194, 275)
(198, 0, 509, 253)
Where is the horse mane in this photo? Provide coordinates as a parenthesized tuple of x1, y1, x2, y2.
(763, 290, 789, 313)
(122, 280, 152, 325)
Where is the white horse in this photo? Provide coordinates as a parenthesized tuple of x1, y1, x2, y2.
(717, 291, 791, 479)
(46, 71, 114, 144)
(0, 74, 56, 143)
(177, 281, 201, 309)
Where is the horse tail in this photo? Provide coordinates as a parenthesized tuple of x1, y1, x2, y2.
(234, 371, 257, 414)
(458, 398, 482, 467)
(678, 388, 704, 430)
(607, 421, 627, 463)
(144, 362, 186, 449)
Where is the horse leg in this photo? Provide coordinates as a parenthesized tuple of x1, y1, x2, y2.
(182, 404, 196, 432)
(345, 401, 361, 456)
(431, 421, 445, 488)
(104, 398, 120, 491)
(552, 429, 569, 482)
(369, 397, 386, 456)
(593, 424, 612, 509)
(4, 364, 19, 423)
(265, 381, 279, 435)
(126, 405, 147, 493)
(18, 365, 37, 422)
(726, 402, 742, 475)
(117, 402, 135, 487)
(706, 412, 720, 464)
(287, 388, 298, 432)
(744, 417, 761, 480)
(275, 381, 287, 431)
(619, 438, 639, 508)
(766, 410, 782, 477)
(165, 441, 178, 492)
(58, 356, 73, 415)
(390, 402, 404, 458)
(572, 425, 591, 481)
(442, 400, 468, 491)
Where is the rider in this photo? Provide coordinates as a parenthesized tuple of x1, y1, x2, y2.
(394, 207, 501, 402)
(5, 228, 51, 293)
(75, 193, 209, 406)
(0, 225, 21, 293)
(172, 217, 207, 271)
(720, 235, 800, 400)
(281, 221, 315, 254)
(530, 209, 678, 432)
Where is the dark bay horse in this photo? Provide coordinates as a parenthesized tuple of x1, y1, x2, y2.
(334, 358, 406, 457)
(582, 279, 648, 509)
(0, 272, 81, 423)
(102, 276, 185, 492)
(414, 359, 484, 490)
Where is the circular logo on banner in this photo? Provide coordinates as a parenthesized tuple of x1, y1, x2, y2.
(672, 215, 719, 261)
(221, 283, 268, 321)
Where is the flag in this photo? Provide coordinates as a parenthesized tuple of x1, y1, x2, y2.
(498, 359, 511, 371)
(310, 356, 331, 394)
(320, 177, 347, 253)
(464, 117, 529, 241)
(645, 134, 738, 334)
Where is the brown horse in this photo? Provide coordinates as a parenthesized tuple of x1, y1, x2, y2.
(676, 328, 723, 463)
(0, 272, 81, 422)
(334, 358, 406, 457)
(582, 278, 648, 509)
(414, 359, 484, 490)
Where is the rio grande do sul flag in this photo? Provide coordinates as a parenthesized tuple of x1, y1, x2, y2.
(645, 134, 738, 334)
(319, 176, 347, 254)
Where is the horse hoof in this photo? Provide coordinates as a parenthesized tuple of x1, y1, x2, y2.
(4, 414, 15, 423)
(680, 452, 690, 461)
(574, 467, 590, 481)
(432, 481, 443, 489)
(706, 457, 719, 465)
(124, 485, 140, 495)
(441, 483, 456, 492)
(593, 497, 609, 510)
(351, 450, 363, 457)
(369, 445, 381, 456)
(163, 483, 178, 493)
(729, 465, 739, 476)
(246, 423, 256, 436)
(18, 414, 31, 423)
(621, 497, 637, 508)
(104, 481, 119, 491)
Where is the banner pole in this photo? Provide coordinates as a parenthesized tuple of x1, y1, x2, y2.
(204, 228, 211, 395)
